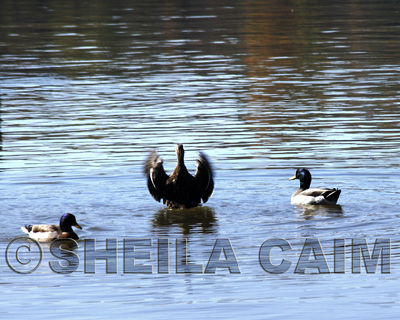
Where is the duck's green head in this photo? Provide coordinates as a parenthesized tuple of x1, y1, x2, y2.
(289, 168, 312, 189)
(60, 213, 82, 232)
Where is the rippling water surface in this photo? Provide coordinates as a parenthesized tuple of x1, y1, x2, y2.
(1, 0, 400, 319)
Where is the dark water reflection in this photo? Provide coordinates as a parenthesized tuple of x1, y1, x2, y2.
(293, 204, 344, 220)
(0, 97, 2, 155)
(1, 0, 400, 319)
(152, 207, 217, 235)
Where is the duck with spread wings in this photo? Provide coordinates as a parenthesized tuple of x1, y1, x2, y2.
(145, 144, 214, 208)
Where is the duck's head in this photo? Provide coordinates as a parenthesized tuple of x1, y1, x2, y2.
(289, 168, 312, 189)
(176, 144, 185, 162)
(60, 213, 82, 232)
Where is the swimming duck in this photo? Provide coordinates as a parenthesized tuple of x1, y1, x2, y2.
(289, 168, 341, 205)
(21, 213, 82, 242)
(145, 144, 214, 208)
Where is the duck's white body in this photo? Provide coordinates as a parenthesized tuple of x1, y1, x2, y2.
(291, 188, 340, 205)
(21, 225, 62, 242)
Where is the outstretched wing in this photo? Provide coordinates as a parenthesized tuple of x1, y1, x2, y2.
(194, 152, 214, 203)
(144, 150, 169, 202)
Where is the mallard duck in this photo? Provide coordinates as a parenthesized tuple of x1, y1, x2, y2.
(289, 168, 341, 205)
(21, 213, 82, 242)
(145, 144, 214, 208)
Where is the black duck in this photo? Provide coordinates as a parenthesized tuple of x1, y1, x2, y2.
(145, 144, 214, 208)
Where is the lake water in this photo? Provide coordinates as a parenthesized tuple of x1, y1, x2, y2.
(1, 0, 400, 318)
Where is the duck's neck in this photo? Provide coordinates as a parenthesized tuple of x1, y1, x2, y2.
(299, 177, 311, 190)
(177, 151, 185, 168)
(60, 224, 74, 232)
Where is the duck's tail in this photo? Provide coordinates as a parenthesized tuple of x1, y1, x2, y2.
(21, 225, 33, 234)
(324, 189, 341, 204)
